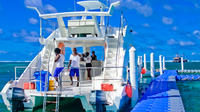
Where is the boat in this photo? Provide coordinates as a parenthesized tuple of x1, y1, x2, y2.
(1, 1, 136, 112)
(173, 56, 188, 63)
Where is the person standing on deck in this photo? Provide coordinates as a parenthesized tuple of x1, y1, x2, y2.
(91, 51, 97, 61)
(54, 48, 65, 87)
(84, 52, 92, 80)
(68, 48, 81, 87)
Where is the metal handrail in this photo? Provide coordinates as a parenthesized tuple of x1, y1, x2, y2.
(14, 66, 39, 81)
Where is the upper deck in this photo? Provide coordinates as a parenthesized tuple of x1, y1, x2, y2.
(28, 0, 120, 44)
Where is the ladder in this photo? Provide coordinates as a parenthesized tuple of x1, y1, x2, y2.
(55, 70, 63, 112)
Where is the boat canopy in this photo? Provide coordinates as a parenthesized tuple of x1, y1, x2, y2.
(77, 1, 108, 10)
(27, 1, 120, 19)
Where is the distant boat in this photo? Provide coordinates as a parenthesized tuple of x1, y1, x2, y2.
(173, 56, 188, 63)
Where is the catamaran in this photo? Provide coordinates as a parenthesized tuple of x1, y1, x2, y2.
(1, 1, 138, 111)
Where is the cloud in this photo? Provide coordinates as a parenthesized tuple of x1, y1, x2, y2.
(29, 18, 38, 24)
(163, 5, 173, 11)
(45, 28, 54, 33)
(111, 0, 153, 17)
(179, 41, 195, 46)
(30, 31, 38, 36)
(12, 33, 18, 37)
(24, 0, 42, 7)
(0, 50, 8, 54)
(24, 0, 57, 13)
(24, 36, 39, 42)
(193, 30, 200, 39)
(128, 1, 153, 17)
(12, 29, 28, 38)
(44, 4, 57, 13)
(148, 46, 156, 50)
(162, 16, 173, 25)
(192, 52, 196, 55)
(24, 31, 40, 42)
(167, 39, 177, 45)
(172, 26, 177, 31)
(194, 3, 200, 8)
(0, 28, 3, 34)
(142, 23, 150, 27)
(12, 29, 39, 42)
(131, 30, 138, 35)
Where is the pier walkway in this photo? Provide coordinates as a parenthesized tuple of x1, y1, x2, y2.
(131, 70, 185, 112)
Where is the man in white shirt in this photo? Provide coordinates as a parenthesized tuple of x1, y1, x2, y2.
(68, 48, 81, 86)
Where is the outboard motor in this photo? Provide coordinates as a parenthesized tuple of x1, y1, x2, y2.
(11, 87, 25, 112)
(89, 90, 108, 112)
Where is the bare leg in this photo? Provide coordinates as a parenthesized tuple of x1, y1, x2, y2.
(87, 69, 91, 80)
(77, 76, 79, 87)
(54, 77, 58, 82)
(70, 76, 73, 85)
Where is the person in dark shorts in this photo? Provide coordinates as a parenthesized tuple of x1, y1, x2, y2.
(68, 48, 81, 86)
(91, 51, 97, 61)
(84, 52, 92, 80)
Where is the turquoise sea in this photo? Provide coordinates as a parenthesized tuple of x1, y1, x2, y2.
(1, 62, 200, 112)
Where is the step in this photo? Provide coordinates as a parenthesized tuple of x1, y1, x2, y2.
(105, 69, 116, 73)
(105, 64, 116, 67)
(106, 58, 117, 62)
(41, 66, 48, 69)
(107, 38, 118, 42)
(46, 109, 56, 112)
(46, 101, 57, 104)
(106, 61, 116, 65)
(107, 52, 114, 56)
(108, 48, 117, 52)
(108, 44, 117, 48)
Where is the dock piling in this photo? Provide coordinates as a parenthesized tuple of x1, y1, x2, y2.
(129, 47, 138, 107)
(159, 55, 163, 75)
(181, 57, 184, 71)
(144, 54, 146, 70)
(163, 56, 166, 70)
(150, 53, 154, 78)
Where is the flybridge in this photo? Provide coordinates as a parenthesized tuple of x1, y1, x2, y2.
(27, 1, 120, 38)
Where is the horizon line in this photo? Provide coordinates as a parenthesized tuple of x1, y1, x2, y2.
(1, 60, 200, 62)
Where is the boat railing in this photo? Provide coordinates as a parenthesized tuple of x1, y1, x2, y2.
(14, 66, 39, 82)
(58, 66, 127, 94)
(14, 66, 128, 95)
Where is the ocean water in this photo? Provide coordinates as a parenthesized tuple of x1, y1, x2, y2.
(0, 62, 29, 112)
(177, 81, 200, 112)
(1, 62, 200, 111)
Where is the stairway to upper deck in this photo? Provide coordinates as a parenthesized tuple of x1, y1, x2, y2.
(41, 39, 56, 74)
(104, 38, 118, 79)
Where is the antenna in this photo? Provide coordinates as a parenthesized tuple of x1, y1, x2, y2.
(26, 6, 41, 16)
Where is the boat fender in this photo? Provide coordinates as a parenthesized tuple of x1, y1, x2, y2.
(125, 83, 132, 98)
(141, 68, 146, 75)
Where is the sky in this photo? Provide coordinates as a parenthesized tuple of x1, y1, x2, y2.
(0, 0, 200, 61)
